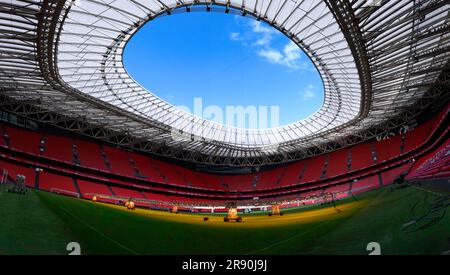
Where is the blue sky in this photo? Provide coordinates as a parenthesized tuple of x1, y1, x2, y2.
(124, 12, 324, 128)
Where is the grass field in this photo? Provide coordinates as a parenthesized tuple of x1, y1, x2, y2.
(0, 185, 449, 255)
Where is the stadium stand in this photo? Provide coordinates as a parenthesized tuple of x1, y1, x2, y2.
(0, 160, 35, 188)
(129, 152, 164, 182)
(375, 135, 403, 163)
(302, 155, 326, 183)
(38, 172, 78, 196)
(75, 140, 108, 171)
(258, 169, 284, 190)
(142, 192, 172, 202)
(42, 135, 74, 163)
(350, 175, 381, 195)
(324, 182, 351, 199)
(408, 140, 450, 180)
(327, 149, 350, 177)
(0, 125, 4, 146)
(111, 186, 145, 199)
(350, 143, 375, 171)
(381, 163, 413, 186)
(200, 173, 227, 191)
(223, 174, 255, 191)
(404, 121, 434, 153)
(0, 102, 447, 208)
(77, 180, 113, 199)
(103, 146, 136, 177)
(5, 126, 41, 155)
(172, 167, 196, 188)
(151, 159, 188, 187)
(280, 161, 304, 187)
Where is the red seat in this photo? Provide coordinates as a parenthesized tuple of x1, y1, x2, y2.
(200, 174, 226, 191)
(103, 146, 136, 177)
(404, 120, 433, 152)
(350, 143, 374, 171)
(325, 183, 351, 199)
(375, 135, 402, 162)
(280, 161, 305, 187)
(0, 104, 447, 205)
(408, 141, 450, 180)
(39, 172, 77, 194)
(328, 149, 349, 177)
(152, 159, 188, 186)
(77, 180, 113, 199)
(6, 126, 41, 155)
(258, 169, 283, 190)
(222, 174, 254, 191)
(76, 140, 108, 171)
(142, 192, 171, 202)
(175, 166, 215, 190)
(351, 175, 380, 195)
(302, 156, 326, 183)
(381, 163, 412, 186)
(0, 126, 5, 146)
(43, 135, 74, 162)
(129, 153, 164, 183)
(325, 183, 350, 194)
(111, 186, 144, 199)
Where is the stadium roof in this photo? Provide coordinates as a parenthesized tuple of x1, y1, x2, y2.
(0, 0, 449, 166)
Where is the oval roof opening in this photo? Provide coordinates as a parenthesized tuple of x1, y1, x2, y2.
(124, 12, 324, 130)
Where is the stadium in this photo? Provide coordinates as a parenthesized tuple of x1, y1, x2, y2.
(0, 0, 449, 258)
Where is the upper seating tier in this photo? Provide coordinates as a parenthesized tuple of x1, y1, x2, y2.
(6, 127, 41, 155)
(43, 135, 74, 162)
(103, 146, 136, 177)
(76, 140, 108, 171)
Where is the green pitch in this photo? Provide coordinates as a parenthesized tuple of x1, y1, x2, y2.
(0, 185, 449, 255)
